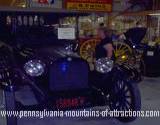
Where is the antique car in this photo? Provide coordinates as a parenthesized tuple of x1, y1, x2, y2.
(0, 8, 141, 125)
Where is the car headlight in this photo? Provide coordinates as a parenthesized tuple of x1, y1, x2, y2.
(95, 58, 114, 73)
(24, 60, 45, 77)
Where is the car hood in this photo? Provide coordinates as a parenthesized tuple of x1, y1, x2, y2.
(20, 44, 79, 63)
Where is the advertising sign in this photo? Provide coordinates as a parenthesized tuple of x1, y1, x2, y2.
(29, 0, 62, 8)
(65, 0, 112, 12)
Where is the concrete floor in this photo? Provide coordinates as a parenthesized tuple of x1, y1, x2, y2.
(1, 77, 160, 125)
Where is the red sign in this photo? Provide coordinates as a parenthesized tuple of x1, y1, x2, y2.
(65, 0, 112, 12)
(38, 0, 48, 4)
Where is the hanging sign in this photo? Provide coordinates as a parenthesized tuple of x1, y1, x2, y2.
(64, 0, 112, 12)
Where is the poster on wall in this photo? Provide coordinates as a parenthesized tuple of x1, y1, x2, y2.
(58, 28, 76, 40)
(64, 0, 112, 12)
(29, 0, 62, 8)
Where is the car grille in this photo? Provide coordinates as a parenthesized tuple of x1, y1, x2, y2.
(49, 58, 89, 91)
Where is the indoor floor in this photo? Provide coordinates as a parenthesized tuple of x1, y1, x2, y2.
(0, 77, 160, 125)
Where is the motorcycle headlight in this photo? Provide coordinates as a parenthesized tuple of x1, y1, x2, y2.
(95, 58, 114, 73)
(24, 60, 45, 77)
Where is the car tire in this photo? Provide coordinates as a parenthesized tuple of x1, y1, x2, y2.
(109, 78, 141, 122)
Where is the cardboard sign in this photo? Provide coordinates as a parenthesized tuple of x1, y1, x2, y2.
(58, 28, 76, 40)
(147, 51, 154, 56)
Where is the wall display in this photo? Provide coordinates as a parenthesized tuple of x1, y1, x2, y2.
(59, 15, 107, 39)
(23, 16, 28, 26)
(29, 16, 34, 26)
(5, 15, 45, 27)
(17, 16, 23, 26)
(6, 16, 12, 25)
(147, 16, 160, 45)
(78, 14, 107, 38)
(64, 0, 112, 12)
(0, 0, 26, 7)
(110, 16, 147, 33)
(39, 16, 45, 26)
(33, 15, 39, 25)
(29, 0, 62, 8)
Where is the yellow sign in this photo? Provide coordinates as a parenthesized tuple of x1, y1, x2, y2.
(65, 0, 112, 12)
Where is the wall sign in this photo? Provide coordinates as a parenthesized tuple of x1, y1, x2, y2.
(64, 0, 112, 12)
(58, 28, 75, 40)
(29, 0, 62, 8)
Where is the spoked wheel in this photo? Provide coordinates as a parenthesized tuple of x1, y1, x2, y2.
(80, 39, 100, 70)
(80, 40, 133, 64)
(113, 41, 133, 64)
(80, 39, 100, 62)
(109, 78, 141, 122)
(125, 57, 145, 82)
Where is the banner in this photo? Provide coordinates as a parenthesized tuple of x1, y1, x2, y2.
(65, 0, 112, 12)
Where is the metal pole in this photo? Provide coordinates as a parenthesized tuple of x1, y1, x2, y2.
(158, 17, 160, 37)
(75, 15, 79, 41)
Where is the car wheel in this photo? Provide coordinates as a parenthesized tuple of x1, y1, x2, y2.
(109, 79, 141, 122)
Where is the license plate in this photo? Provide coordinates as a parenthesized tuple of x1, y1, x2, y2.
(56, 97, 86, 108)
(147, 51, 154, 56)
